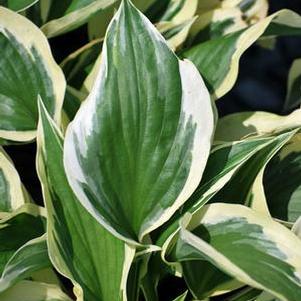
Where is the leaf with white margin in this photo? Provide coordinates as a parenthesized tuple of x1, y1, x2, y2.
(188, 7, 246, 45)
(167, 204, 301, 301)
(263, 132, 301, 223)
(183, 9, 301, 99)
(0, 147, 30, 212)
(0, 280, 72, 301)
(156, 136, 275, 246)
(0, 235, 51, 293)
(0, 204, 46, 274)
(0, 7, 65, 142)
(215, 108, 301, 142)
(158, 17, 198, 51)
(212, 130, 296, 208)
(64, 0, 214, 244)
(160, 0, 198, 24)
(41, 0, 117, 38)
(37, 99, 134, 301)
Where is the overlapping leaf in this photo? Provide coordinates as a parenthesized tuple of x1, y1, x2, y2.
(212, 130, 296, 208)
(156, 135, 277, 246)
(41, 0, 117, 38)
(0, 204, 46, 274)
(37, 100, 134, 301)
(0, 235, 51, 293)
(215, 108, 301, 142)
(264, 133, 301, 223)
(0, 0, 38, 11)
(0, 147, 29, 212)
(64, 0, 214, 243)
(283, 58, 301, 113)
(167, 204, 301, 301)
(184, 9, 301, 99)
(0, 280, 72, 301)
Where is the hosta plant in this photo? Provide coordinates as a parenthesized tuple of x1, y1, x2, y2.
(1, 0, 301, 300)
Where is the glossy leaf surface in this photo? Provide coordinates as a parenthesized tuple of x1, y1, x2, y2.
(64, 0, 214, 243)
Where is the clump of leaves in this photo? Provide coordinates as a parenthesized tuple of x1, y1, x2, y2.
(1, 0, 301, 300)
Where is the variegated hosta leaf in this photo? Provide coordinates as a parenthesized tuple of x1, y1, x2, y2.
(191, 0, 268, 46)
(64, 0, 214, 244)
(215, 108, 301, 142)
(0, 280, 72, 301)
(0, 204, 46, 274)
(283, 58, 301, 114)
(156, 136, 276, 246)
(37, 100, 134, 301)
(0, 147, 29, 212)
(264, 133, 301, 223)
(84, 15, 196, 96)
(184, 9, 301, 99)
(41, 0, 118, 38)
(0, 235, 51, 293)
(0, 7, 65, 142)
(189, 7, 246, 45)
(212, 130, 296, 208)
(237, 0, 269, 25)
(168, 204, 301, 301)
(196, 0, 268, 22)
(158, 17, 197, 51)
(60, 39, 103, 89)
(160, 0, 198, 24)
(0, 0, 38, 11)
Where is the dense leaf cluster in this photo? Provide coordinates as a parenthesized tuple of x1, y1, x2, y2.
(1, 1, 301, 300)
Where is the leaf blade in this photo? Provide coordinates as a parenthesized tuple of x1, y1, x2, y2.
(64, 0, 214, 243)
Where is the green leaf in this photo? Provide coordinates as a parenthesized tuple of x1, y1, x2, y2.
(0, 7, 65, 142)
(60, 39, 102, 89)
(0, 280, 72, 301)
(283, 58, 301, 114)
(0, 0, 39, 11)
(183, 10, 301, 99)
(188, 7, 246, 45)
(0, 235, 51, 293)
(212, 130, 296, 209)
(0, 147, 29, 212)
(169, 204, 301, 301)
(156, 136, 275, 246)
(181, 259, 242, 299)
(225, 287, 263, 301)
(62, 86, 85, 122)
(37, 99, 134, 301)
(41, 0, 117, 38)
(264, 133, 301, 223)
(160, 0, 197, 23)
(64, 0, 214, 244)
(158, 17, 198, 51)
(0, 204, 46, 274)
